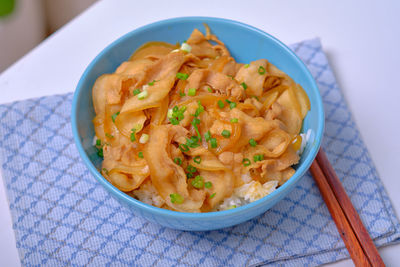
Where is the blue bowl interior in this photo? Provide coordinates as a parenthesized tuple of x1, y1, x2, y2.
(72, 17, 324, 230)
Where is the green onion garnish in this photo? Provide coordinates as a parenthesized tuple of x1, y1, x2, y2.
(176, 72, 189, 80)
(179, 91, 186, 97)
(225, 99, 236, 109)
(170, 193, 184, 204)
(253, 154, 265, 162)
(130, 128, 136, 142)
(97, 147, 103, 158)
(244, 64, 250, 68)
(230, 118, 238, 123)
(194, 102, 204, 117)
(217, 100, 225, 109)
(242, 158, 251, 166)
(148, 80, 156, 86)
(221, 130, 231, 138)
(174, 157, 182, 165)
(102, 168, 109, 175)
(96, 139, 101, 146)
(191, 175, 204, 189)
(138, 151, 144, 158)
(210, 138, 217, 148)
(258, 66, 266, 75)
(133, 89, 141, 95)
(188, 88, 197, 96)
(186, 164, 197, 173)
(204, 131, 211, 141)
(227, 205, 237, 210)
(105, 133, 114, 139)
(241, 82, 248, 90)
(207, 87, 213, 93)
(169, 105, 186, 125)
(137, 90, 148, 100)
(204, 181, 212, 188)
(209, 193, 216, 199)
(111, 111, 120, 123)
(193, 156, 201, 164)
(179, 143, 189, 152)
(249, 138, 257, 147)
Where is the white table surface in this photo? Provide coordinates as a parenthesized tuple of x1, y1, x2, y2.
(1, 0, 399, 266)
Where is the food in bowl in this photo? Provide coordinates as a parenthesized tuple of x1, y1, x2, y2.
(91, 26, 310, 213)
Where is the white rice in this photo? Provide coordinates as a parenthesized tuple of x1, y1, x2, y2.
(216, 180, 278, 211)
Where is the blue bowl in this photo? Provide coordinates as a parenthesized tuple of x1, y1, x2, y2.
(72, 17, 324, 231)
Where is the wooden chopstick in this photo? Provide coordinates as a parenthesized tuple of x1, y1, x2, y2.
(309, 148, 385, 267)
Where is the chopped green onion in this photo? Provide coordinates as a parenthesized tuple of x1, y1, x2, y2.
(258, 66, 266, 75)
(96, 139, 101, 146)
(174, 157, 182, 165)
(221, 130, 231, 138)
(210, 138, 217, 148)
(179, 91, 186, 97)
(148, 80, 156, 86)
(249, 138, 257, 147)
(180, 42, 192, 53)
(209, 192, 216, 199)
(240, 82, 248, 90)
(169, 105, 186, 125)
(170, 118, 179, 125)
(111, 111, 120, 123)
(217, 100, 225, 109)
(170, 193, 184, 204)
(252, 95, 260, 101)
(225, 99, 237, 109)
(133, 89, 141, 96)
(192, 117, 200, 125)
(105, 133, 114, 139)
(102, 168, 109, 175)
(253, 154, 265, 162)
(130, 128, 136, 142)
(138, 151, 144, 158)
(167, 109, 173, 118)
(193, 156, 201, 164)
(137, 90, 148, 100)
(188, 88, 197, 96)
(191, 175, 204, 189)
(186, 136, 200, 148)
(227, 75, 234, 80)
(186, 164, 197, 173)
(97, 147, 103, 158)
(176, 72, 189, 80)
(139, 133, 149, 144)
(244, 64, 250, 68)
(194, 102, 204, 117)
(230, 118, 238, 123)
(204, 181, 212, 188)
(242, 158, 251, 166)
(227, 205, 237, 210)
(207, 87, 213, 93)
(204, 131, 211, 141)
(179, 143, 189, 152)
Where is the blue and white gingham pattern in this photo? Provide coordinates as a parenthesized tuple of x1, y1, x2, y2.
(0, 39, 399, 267)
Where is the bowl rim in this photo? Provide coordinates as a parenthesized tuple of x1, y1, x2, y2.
(71, 16, 325, 220)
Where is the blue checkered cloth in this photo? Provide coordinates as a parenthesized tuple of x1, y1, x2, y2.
(0, 39, 399, 267)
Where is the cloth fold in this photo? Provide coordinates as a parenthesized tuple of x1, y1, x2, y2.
(0, 39, 399, 267)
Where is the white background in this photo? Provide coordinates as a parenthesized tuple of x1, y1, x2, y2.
(0, 0, 399, 266)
